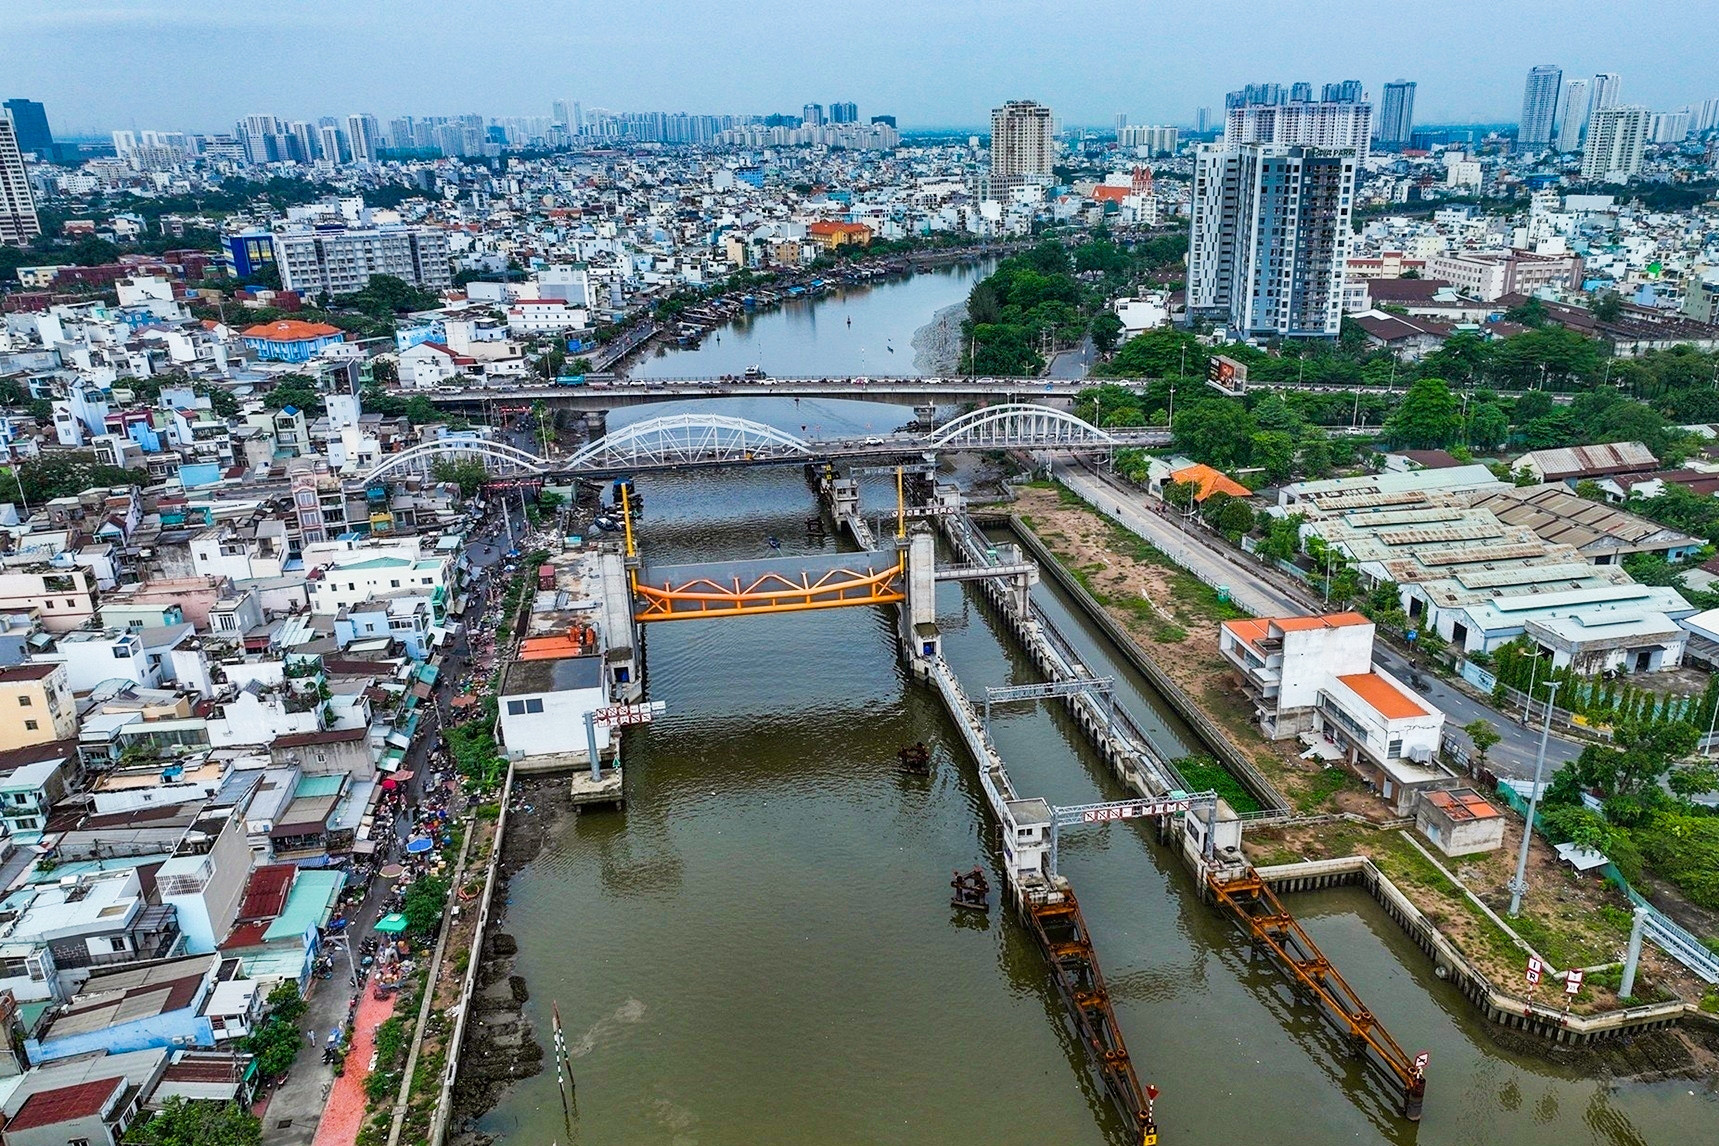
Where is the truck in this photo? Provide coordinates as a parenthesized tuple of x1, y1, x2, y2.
(554, 374, 588, 387)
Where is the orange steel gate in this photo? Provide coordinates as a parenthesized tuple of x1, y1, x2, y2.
(1207, 868, 1427, 1120)
(1026, 891, 1160, 1145)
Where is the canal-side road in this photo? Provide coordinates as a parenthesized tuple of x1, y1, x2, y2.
(1050, 458, 1584, 779)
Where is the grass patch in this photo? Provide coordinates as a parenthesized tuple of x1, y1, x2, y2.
(1176, 754, 1263, 814)
(1297, 764, 1360, 813)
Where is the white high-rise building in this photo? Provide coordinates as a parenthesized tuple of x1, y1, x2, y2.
(1375, 81, 1416, 148)
(1118, 125, 1179, 156)
(272, 225, 452, 296)
(989, 99, 1055, 197)
(290, 122, 319, 163)
(1582, 105, 1651, 182)
(1650, 111, 1691, 143)
(552, 100, 573, 130)
(345, 114, 381, 163)
(1188, 143, 1356, 339)
(318, 124, 345, 164)
(1587, 73, 1623, 124)
(1557, 79, 1590, 150)
(0, 109, 41, 244)
(1224, 98, 1373, 160)
(1519, 65, 1563, 147)
(1697, 98, 1719, 134)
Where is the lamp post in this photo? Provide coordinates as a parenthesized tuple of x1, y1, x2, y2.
(1508, 678, 1561, 917)
(1522, 647, 1543, 725)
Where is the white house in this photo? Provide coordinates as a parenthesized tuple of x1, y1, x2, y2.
(497, 638, 609, 764)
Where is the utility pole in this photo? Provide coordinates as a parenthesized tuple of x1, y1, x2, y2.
(1508, 678, 1561, 918)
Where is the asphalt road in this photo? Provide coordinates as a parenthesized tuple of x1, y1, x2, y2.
(1049, 459, 1582, 781)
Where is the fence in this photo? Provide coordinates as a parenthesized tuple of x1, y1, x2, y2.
(1491, 780, 1719, 987)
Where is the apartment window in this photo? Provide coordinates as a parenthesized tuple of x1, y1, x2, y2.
(16, 695, 29, 707)
(110, 937, 128, 953)
(505, 700, 526, 716)
(113, 646, 132, 659)
(390, 579, 401, 588)
(1387, 738, 1403, 759)
(23, 720, 37, 731)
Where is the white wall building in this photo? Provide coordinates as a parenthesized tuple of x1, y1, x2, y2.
(1582, 106, 1651, 183)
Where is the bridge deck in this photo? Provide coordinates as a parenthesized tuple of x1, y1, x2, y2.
(633, 550, 904, 621)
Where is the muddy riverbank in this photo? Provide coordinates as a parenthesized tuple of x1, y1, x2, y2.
(911, 299, 966, 374)
(447, 776, 573, 1146)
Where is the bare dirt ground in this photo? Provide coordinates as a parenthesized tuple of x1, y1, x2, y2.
(1014, 485, 1388, 815)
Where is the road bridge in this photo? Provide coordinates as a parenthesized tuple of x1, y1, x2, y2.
(424, 375, 1097, 414)
(363, 405, 1166, 484)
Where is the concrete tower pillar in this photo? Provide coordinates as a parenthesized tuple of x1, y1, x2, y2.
(901, 523, 940, 677)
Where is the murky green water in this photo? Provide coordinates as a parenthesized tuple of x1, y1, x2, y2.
(480, 273, 1714, 1145)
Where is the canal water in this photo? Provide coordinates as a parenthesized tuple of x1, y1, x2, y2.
(631, 259, 991, 380)
(481, 275, 1713, 1144)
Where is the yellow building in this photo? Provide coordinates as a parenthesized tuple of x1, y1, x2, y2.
(806, 221, 874, 251)
(0, 663, 77, 749)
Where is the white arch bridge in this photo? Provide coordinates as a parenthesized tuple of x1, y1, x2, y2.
(363, 404, 1159, 484)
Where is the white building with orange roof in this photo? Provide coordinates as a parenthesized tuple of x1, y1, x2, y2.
(1221, 611, 1448, 815)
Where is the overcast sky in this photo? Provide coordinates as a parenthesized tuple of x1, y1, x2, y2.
(5, 0, 1715, 136)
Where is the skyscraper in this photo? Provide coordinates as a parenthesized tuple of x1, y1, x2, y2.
(989, 99, 1055, 197)
(2, 100, 52, 157)
(345, 114, 381, 162)
(318, 124, 345, 164)
(1290, 82, 1313, 103)
(1557, 79, 1590, 149)
(1114, 112, 1127, 137)
(1195, 107, 1211, 134)
(552, 100, 573, 129)
(1322, 80, 1365, 104)
(830, 102, 858, 124)
(1582, 105, 1650, 182)
(0, 109, 41, 244)
(802, 103, 825, 127)
(1588, 73, 1622, 119)
(1375, 81, 1416, 147)
(1519, 65, 1563, 147)
(1188, 143, 1355, 338)
(1225, 94, 1372, 160)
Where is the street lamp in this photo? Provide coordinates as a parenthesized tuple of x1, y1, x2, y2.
(1521, 647, 1544, 725)
(1508, 678, 1561, 917)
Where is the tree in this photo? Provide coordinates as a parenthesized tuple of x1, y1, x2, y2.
(1463, 719, 1502, 769)
(124, 1100, 260, 1146)
(1466, 403, 1509, 451)
(263, 374, 321, 413)
(1259, 512, 1305, 562)
(242, 981, 306, 1081)
(432, 458, 490, 496)
(1383, 377, 1462, 449)
(1668, 763, 1719, 800)
(4, 453, 143, 504)
(1172, 399, 1256, 469)
(1592, 292, 1624, 323)
(371, 357, 399, 387)
(1249, 430, 1297, 484)
(1214, 497, 1255, 540)
(403, 874, 451, 937)
(534, 347, 567, 380)
(1089, 310, 1124, 354)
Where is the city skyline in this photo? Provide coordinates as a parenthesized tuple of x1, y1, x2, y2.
(4, 0, 1715, 135)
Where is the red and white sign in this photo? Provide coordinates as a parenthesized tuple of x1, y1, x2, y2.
(1525, 955, 1543, 986)
(1564, 968, 1584, 996)
(1081, 799, 1192, 823)
(590, 702, 665, 728)
(1412, 1051, 1429, 1076)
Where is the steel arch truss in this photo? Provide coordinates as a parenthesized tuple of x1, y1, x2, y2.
(365, 439, 548, 483)
(567, 413, 812, 471)
(633, 553, 904, 621)
(927, 403, 1115, 449)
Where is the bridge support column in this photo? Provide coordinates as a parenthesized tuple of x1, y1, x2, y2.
(900, 524, 940, 679)
(996, 541, 1033, 614)
(583, 410, 608, 444)
(913, 402, 937, 429)
(598, 547, 643, 702)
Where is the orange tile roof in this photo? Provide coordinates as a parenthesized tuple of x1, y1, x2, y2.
(806, 221, 873, 236)
(1271, 612, 1370, 632)
(1169, 463, 1251, 502)
(1091, 185, 1130, 202)
(240, 319, 343, 341)
(1335, 672, 1427, 720)
(518, 632, 595, 661)
(1221, 619, 1270, 647)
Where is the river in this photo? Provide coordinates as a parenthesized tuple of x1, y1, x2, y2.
(476, 274, 1715, 1146)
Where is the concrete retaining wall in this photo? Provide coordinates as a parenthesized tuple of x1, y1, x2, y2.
(1253, 857, 1697, 1045)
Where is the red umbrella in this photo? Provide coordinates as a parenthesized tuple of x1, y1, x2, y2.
(381, 778, 398, 791)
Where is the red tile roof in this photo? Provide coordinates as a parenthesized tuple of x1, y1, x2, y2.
(236, 862, 296, 922)
(240, 319, 343, 341)
(1169, 463, 1251, 501)
(6, 1078, 123, 1131)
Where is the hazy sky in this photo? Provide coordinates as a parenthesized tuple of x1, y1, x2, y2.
(6, 0, 1715, 136)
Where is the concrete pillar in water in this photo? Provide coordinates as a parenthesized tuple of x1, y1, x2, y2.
(583, 409, 608, 443)
(901, 523, 940, 676)
(1618, 905, 1650, 999)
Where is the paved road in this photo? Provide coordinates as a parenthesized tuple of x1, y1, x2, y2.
(1049, 459, 1582, 781)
